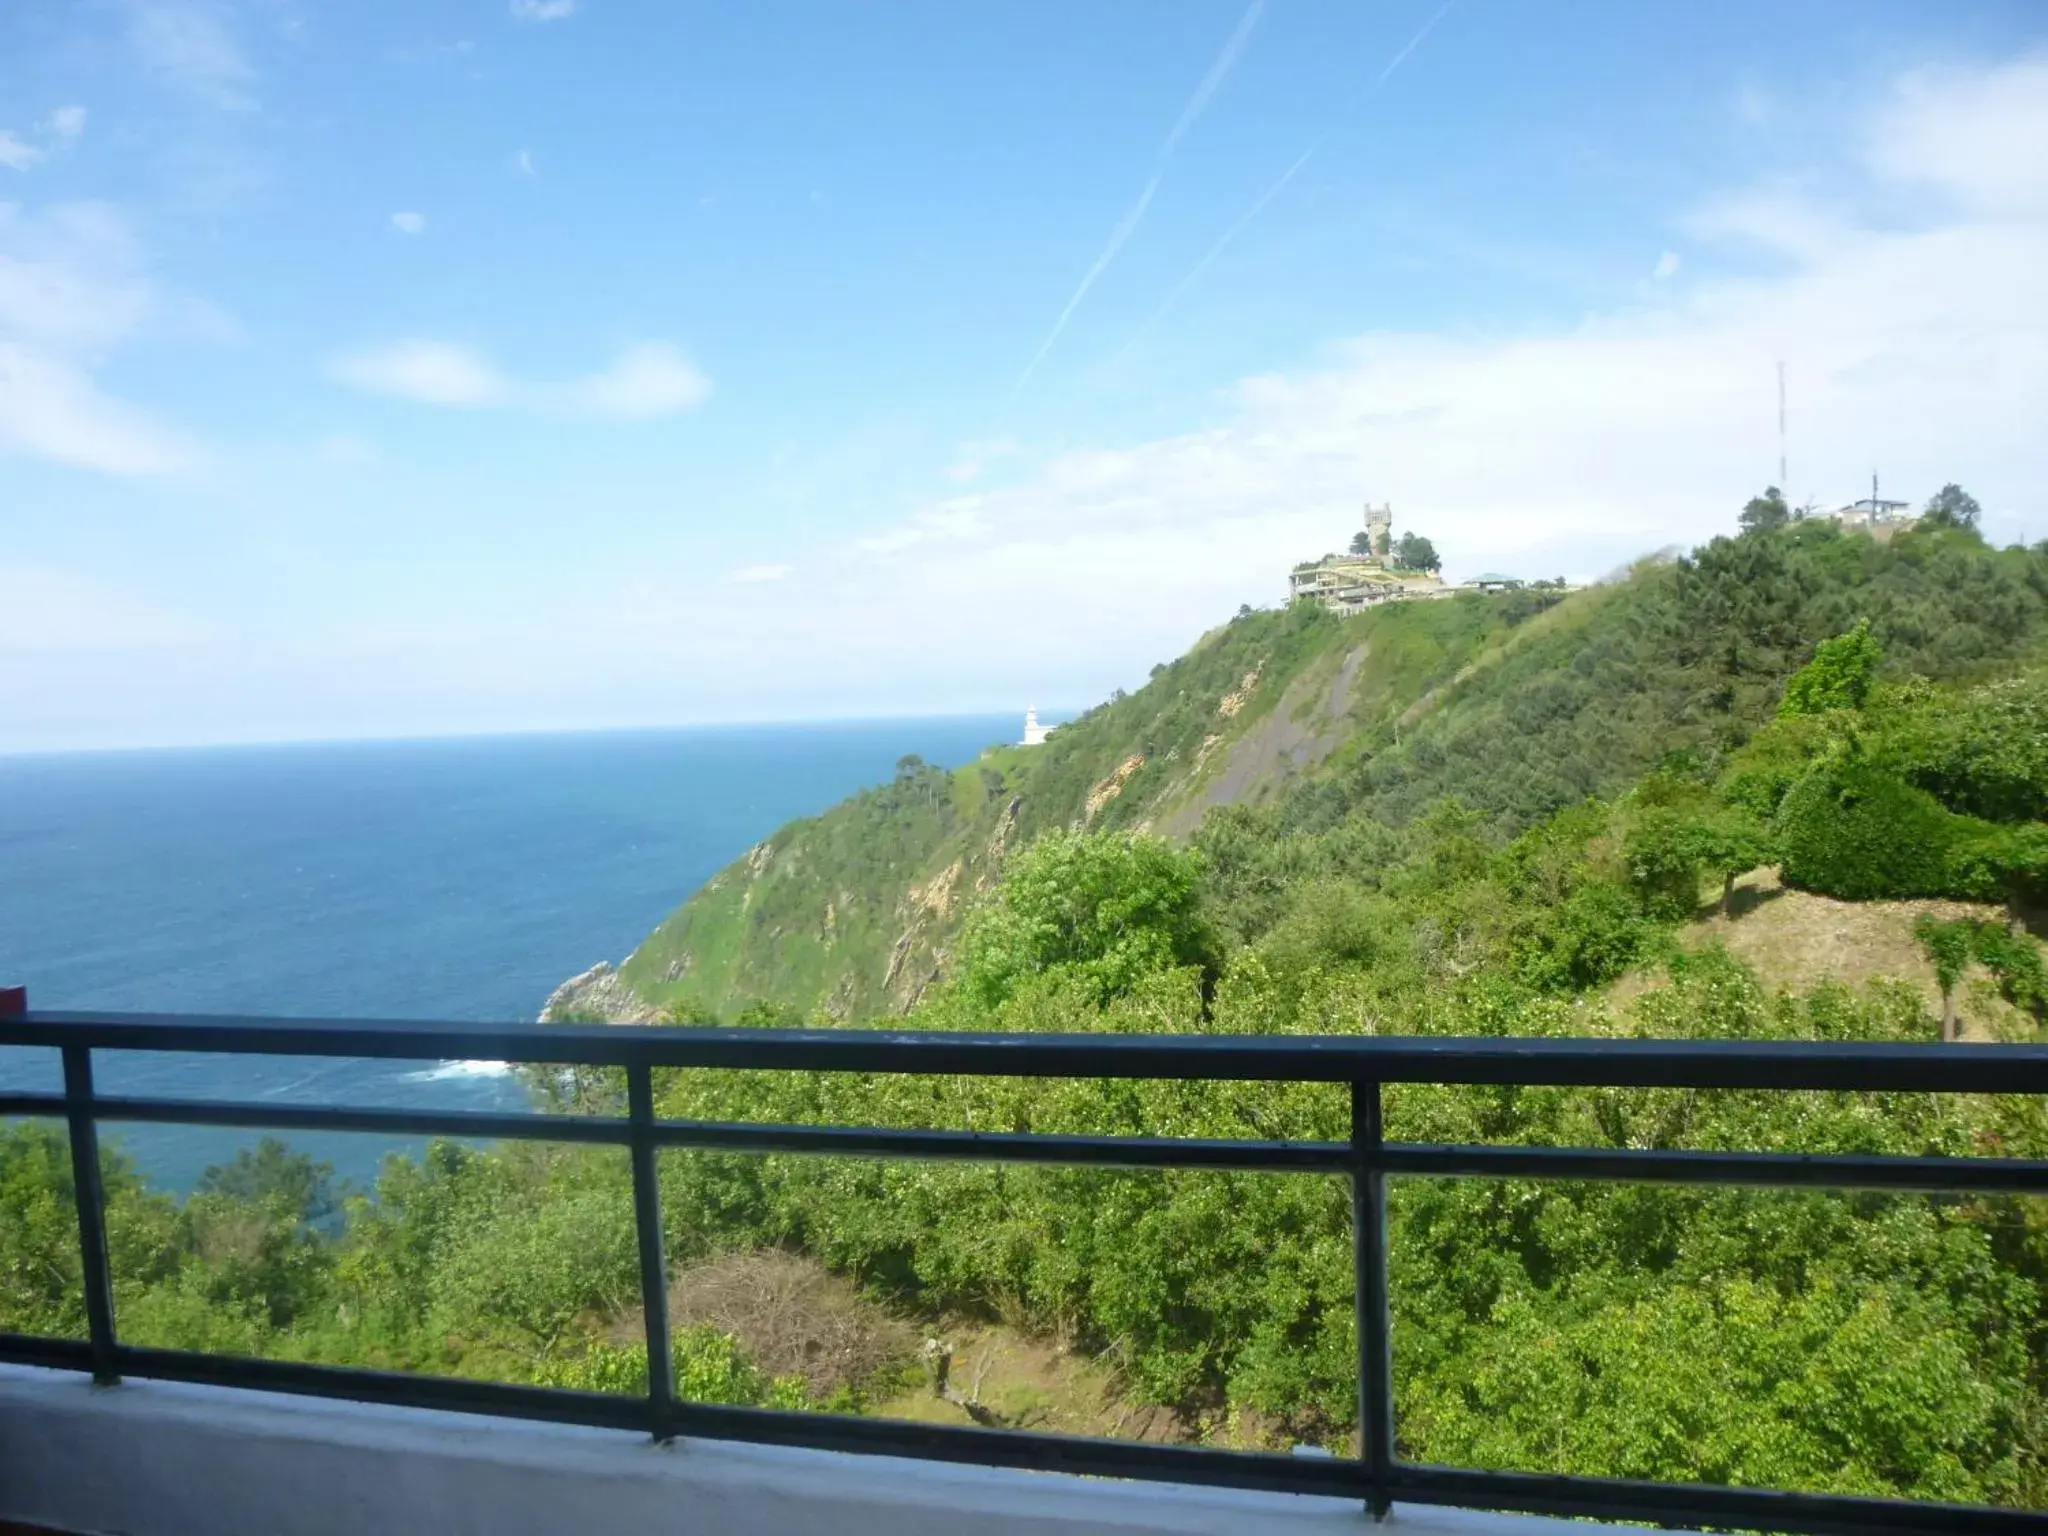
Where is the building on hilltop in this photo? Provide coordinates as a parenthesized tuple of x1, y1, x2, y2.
(1829, 496, 1913, 529)
(1826, 474, 1915, 531)
(1288, 502, 1449, 614)
(1020, 705, 1050, 746)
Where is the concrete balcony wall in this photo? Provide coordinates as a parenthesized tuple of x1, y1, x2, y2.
(0, 1365, 1686, 1536)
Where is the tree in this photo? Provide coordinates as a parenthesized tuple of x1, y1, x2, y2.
(1779, 620, 1883, 717)
(1739, 486, 1791, 534)
(1626, 805, 1773, 918)
(956, 829, 1214, 1007)
(1394, 532, 1441, 573)
(1922, 483, 1981, 531)
(1914, 915, 1975, 1041)
(197, 1138, 338, 1225)
(1349, 530, 1374, 556)
(894, 753, 927, 777)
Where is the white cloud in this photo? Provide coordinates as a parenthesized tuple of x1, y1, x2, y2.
(854, 499, 990, 555)
(0, 342, 195, 475)
(0, 132, 42, 172)
(944, 438, 1019, 483)
(328, 341, 511, 407)
(560, 343, 711, 419)
(328, 339, 711, 419)
(127, 1, 255, 109)
(1653, 249, 1681, 280)
(1680, 184, 1849, 264)
(49, 106, 88, 140)
(0, 201, 201, 475)
(390, 210, 426, 235)
(729, 563, 793, 584)
(510, 0, 577, 20)
(514, 149, 535, 176)
(1868, 57, 2048, 216)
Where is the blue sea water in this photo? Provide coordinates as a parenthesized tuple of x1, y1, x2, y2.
(0, 718, 1017, 1192)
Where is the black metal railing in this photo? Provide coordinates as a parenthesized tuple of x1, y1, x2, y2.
(1, 1004, 2045, 1536)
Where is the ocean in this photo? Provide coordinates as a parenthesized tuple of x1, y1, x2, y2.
(0, 717, 1019, 1192)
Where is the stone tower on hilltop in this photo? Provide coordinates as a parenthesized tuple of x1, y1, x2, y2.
(1366, 503, 1392, 558)
(1289, 501, 1449, 613)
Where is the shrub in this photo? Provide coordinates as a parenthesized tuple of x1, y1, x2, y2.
(956, 829, 1213, 1008)
(1944, 821, 2048, 909)
(1517, 880, 1655, 991)
(1780, 620, 1883, 718)
(1884, 673, 2048, 823)
(668, 1250, 914, 1405)
(534, 1326, 800, 1406)
(1775, 757, 1973, 900)
(1973, 924, 2048, 1024)
(1719, 715, 1840, 821)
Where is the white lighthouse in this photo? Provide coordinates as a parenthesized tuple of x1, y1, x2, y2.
(1020, 706, 1050, 746)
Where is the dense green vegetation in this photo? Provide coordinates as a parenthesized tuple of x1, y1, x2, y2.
(6, 507, 2048, 1508)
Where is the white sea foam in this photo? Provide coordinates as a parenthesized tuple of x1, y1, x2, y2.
(405, 1059, 513, 1082)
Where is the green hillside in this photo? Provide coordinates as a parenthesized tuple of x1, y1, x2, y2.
(608, 592, 1537, 1020)
(592, 517, 2048, 1024)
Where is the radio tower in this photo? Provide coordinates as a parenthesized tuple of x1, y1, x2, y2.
(1777, 361, 1787, 489)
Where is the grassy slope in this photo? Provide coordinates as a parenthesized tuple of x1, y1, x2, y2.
(1612, 865, 2047, 1041)
(618, 524, 2048, 1023)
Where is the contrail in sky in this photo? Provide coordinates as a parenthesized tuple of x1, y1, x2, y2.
(1121, 0, 1460, 353)
(1009, 0, 1267, 402)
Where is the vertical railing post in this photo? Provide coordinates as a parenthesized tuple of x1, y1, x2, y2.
(627, 1063, 675, 1438)
(1351, 1079, 1393, 1520)
(62, 1044, 120, 1386)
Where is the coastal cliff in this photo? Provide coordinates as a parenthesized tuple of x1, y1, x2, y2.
(551, 590, 1540, 1024)
(538, 960, 663, 1024)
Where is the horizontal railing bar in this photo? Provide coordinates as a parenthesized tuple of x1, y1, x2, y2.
(0, 1333, 94, 1373)
(650, 1118, 1354, 1173)
(1381, 1142, 2048, 1195)
(1388, 1462, 2045, 1536)
(654, 1396, 1365, 1498)
(35, 1093, 2048, 1191)
(92, 1345, 1365, 1500)
(89, 1096, 632, 1145)
(112, 1346, 653, 1434)
(45, 1092, 1352, 1172)
(10, 1010, 2048, 1092)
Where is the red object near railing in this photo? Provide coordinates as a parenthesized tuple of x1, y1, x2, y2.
(0, 988, 24, 1019)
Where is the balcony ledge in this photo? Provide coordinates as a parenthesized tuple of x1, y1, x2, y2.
(0, 1364, 1683, 1536)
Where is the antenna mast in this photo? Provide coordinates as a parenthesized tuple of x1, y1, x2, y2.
(1776, 361, 1787, 489)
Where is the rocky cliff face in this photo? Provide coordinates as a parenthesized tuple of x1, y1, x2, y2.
(538, 961, 664, 1024)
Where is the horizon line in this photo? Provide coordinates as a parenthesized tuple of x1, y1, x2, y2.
(0, 706, 1088, 764)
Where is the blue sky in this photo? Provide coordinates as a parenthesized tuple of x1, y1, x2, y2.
(3, 1, 2046, 750)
